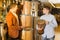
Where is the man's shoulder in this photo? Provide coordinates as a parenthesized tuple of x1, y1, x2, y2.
(6, 12, 14, 19)
(7, 12, 14, 16)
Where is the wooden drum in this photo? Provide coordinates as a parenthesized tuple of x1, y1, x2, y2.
(37, 19, 46, 35)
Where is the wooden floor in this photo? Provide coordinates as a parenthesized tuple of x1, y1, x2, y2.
(1, 24, 60, 40)
(55, 24, 60, 40)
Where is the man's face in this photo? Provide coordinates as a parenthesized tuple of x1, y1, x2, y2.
(43, 8, 49, 14)
(13, 5, 18, 12)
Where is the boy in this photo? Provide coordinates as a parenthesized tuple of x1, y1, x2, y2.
(40, 6, 58, 40)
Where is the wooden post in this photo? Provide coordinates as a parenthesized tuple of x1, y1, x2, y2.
(21, 1, 33, 40)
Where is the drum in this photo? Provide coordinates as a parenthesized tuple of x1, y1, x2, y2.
(37, 19, 46, 35)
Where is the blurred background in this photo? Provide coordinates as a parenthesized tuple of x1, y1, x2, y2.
(0, 0, 60, 40)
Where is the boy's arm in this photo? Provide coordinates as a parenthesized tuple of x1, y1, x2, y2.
(49, 16, 58, 28)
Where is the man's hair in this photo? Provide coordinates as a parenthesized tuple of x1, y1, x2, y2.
(10, 3, 17, 9)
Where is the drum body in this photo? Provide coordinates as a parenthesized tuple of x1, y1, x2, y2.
(37, 19, 46, 35)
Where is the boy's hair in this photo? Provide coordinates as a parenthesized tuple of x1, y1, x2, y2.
(43, 6, 51, 12)
(43, 6, 50, 10)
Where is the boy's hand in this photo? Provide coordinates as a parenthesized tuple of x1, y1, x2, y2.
(20, 26, 24, 29)
(38, 27, 44, 30)
(45, 21, 49, 24)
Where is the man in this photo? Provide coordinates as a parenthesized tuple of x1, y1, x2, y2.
(40, 6, 58, 40)
(6, 3, 22, 40)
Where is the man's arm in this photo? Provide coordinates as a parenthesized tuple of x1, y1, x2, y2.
(6, 16, 20, 30)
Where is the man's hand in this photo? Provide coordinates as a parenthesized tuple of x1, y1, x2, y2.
(18, 26, 23, 30)
(20, 26, 24, 29)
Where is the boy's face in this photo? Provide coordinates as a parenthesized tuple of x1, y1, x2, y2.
(43, 8, 49, 14)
